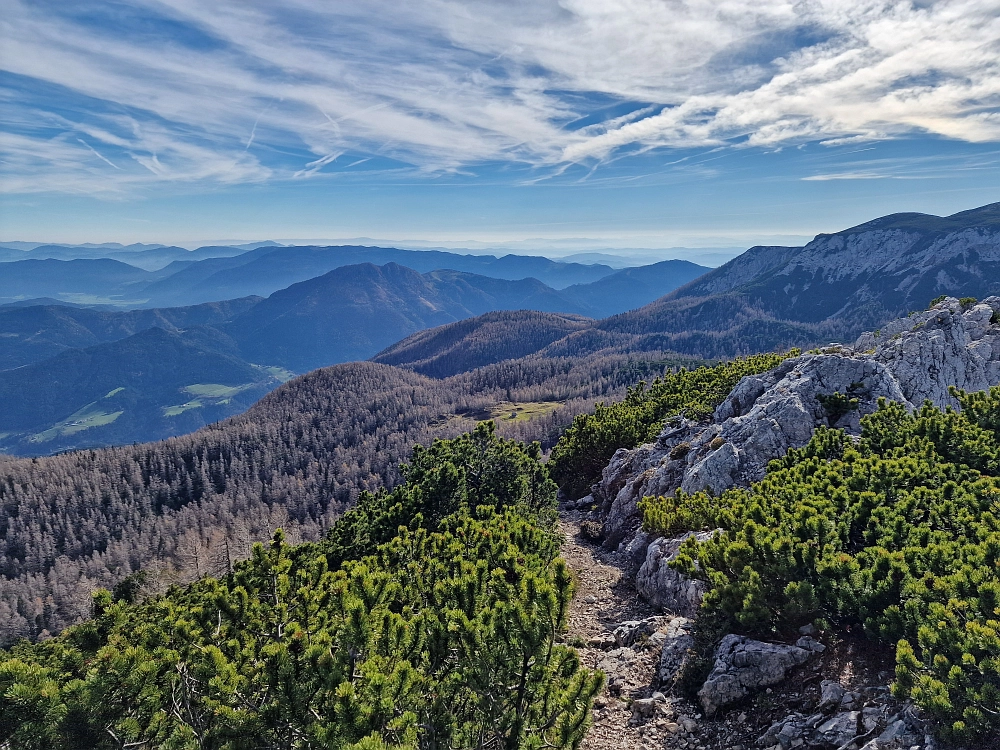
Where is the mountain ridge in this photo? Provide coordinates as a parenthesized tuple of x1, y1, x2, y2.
(379, 201, 1000, 370)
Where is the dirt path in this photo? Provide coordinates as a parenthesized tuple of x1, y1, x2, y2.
(558, 517, 717, 750)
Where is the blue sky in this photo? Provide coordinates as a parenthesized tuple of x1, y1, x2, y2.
(1, 0, 999, 261)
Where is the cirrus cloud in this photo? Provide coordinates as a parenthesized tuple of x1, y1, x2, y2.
(1, 0, 998, 194)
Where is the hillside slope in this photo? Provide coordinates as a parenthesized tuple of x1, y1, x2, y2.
(0, 258, 151, 303)
(560, 259, 710, 318)
(0, 297, 261, 370)
(373, 310, 594, 377)
(224, 262, 593, 371)
(0, 327, 281, 455)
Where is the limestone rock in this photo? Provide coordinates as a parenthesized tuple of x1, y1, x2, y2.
(796, 635, 826, 653)
(813, 711, 860, 748)
(631, 697, 659, 719)
(593, 297, 1000, 580)
(636, 532, 714, 616)
(657, 616, 695, 688)
(613, 616, 669, 647)
(698, 635, 811, 716)
(818, 680, 845, 710)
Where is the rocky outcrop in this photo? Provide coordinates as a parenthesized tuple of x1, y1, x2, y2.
(757, 697, 931, 750)
(698, 634, 812, 716)
(570, 296, 1000, 750)
(635, 532, 714, 617)
(590, 297, 1000, 579)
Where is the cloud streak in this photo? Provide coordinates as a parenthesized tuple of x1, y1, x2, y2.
(1, 0, 998, 194)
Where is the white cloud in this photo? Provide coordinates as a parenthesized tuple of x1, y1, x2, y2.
(1, 0, 998, 193)
(801, 171, 890, 180)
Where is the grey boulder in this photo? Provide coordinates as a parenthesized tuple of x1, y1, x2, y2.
(698, 634, 812, 716)
(636, 532, 715, 617)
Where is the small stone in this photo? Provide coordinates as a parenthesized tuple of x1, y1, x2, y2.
(840, 691, 860, 708)
(798, 623, 818, 637)
(795, 636, 826, 653)
(663, 722, 680, 734)
(682, 718, 698, 733)
(584, 595, 597, 604)
(819, 680, 845, 710)
(632, 697, 659, 718)
(878, 719, 907, 744)
(737, 712, 747, 723)
(653, 691, 666, 701)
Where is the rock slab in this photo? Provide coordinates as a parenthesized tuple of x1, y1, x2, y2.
(698, 635, 811, 716)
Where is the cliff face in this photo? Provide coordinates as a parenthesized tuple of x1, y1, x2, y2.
(662, 203, 1000, 327)
(587, 295, 1000, 563)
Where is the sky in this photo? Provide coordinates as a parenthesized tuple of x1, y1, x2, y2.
(1, 0, 999, 261)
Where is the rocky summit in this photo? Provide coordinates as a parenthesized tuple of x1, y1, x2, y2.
(564, 296, 1000, 750)
(591, 296, 1000, 557)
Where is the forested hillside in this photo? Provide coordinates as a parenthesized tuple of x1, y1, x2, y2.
(373, 310, 593, 377)
(0, 297, 261, 370)
(0, 425, 601, 749)
(0, 351, 697, 642)
(223, 263, 594, 372)
(0, 327, 285, 455)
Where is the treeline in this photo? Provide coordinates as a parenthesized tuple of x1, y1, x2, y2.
(0, 424, 601, 749)
(641, 390, 1000, 741)
(0, 352, 696, 642)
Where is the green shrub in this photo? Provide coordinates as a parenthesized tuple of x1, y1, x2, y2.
(0, 424, 601, 750)
(548, 352, 795, 498)
(929, 294, 949, 308)
(959, 297, 978, 310)
(641, 392, 1000, 741)
(816, 391, 859, 423)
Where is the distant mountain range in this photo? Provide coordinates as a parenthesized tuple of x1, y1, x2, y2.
(0, 243, 640, 306)
(381, 201, 1000, 368)
(2, 201, 998, 455)
(0, 256, 706, 453)
(0, 241, 278, 270)
(223, 263, 600, 372)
